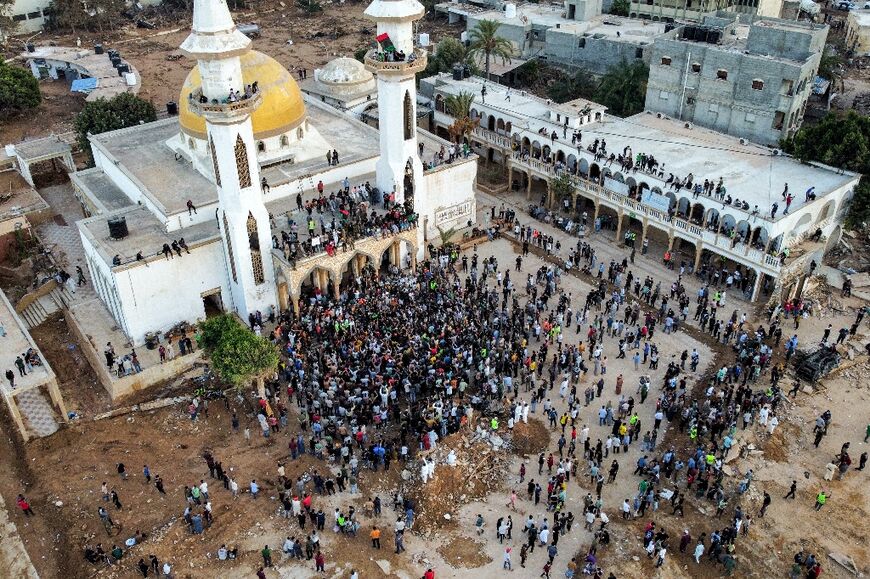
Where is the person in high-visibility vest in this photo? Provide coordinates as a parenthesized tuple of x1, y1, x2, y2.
(814, 491, 827, 511)
(491, 417, 499, 431)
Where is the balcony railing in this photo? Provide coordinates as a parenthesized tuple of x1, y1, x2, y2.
(507, 154, 782, 273)
(364, 48, 428, 75)
(187, 89, 262, 121)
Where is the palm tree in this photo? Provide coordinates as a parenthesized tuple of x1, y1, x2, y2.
(467, 19, 514, 81)
(444, 91, 479, 145)
(595, 60, 649, 118)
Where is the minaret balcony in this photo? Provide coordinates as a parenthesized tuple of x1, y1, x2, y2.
(364, 48, 427, 76)
(187, 88, 262, 122)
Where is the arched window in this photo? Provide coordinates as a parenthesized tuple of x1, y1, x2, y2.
(257, 141, 266, 152)
(235, 135, 251, 188)
(188, 138, 195, 150)
(297, 127, 304, 139)
(280, 135, 289, 148)
(209, 135, 221, 187)
(403, 91, 413, 141)
(222, 213, 237, 283)
(247, 212, 265, 285)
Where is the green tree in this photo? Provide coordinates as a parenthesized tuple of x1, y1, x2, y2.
(609, 0, 630, 16)
(781, 110, 870, 227)
(0, 61, 41, 118)
(595, 59, 648, 117)
(198, 314, 279, 398)
(547, 68, 598, 103)
(516, 60, 540, 87)
(75, 92, 156, 165)
(444, 90, 478, 144)
(467, 19, 514, 81)
(425, 37, 469, 75)
(551, 172, 574, 202)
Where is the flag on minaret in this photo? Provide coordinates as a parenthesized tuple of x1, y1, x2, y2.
(376, 32, 394, 52)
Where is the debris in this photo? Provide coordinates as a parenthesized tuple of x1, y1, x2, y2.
(827, 552, 860, 576)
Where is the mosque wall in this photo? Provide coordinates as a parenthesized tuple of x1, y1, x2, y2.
(421, 159, 478, 236)
(112, 239, 230, 345)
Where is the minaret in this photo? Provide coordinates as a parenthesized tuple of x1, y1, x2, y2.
(364, 0, 427, 207)
(180, 0, 276, 319)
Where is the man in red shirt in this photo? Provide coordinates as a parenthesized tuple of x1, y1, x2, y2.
(17, 494, 33, 516)
(424, 569, 435, 579)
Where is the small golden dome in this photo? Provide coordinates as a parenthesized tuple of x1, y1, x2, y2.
(179, 50, 306, 140)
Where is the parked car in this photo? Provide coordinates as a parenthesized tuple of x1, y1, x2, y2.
(836, 1, 855, 10)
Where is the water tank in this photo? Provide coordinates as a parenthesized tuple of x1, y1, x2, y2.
(108, 216, 129, 239)
(664, 23, 675, 33)
(452, 64, 463, 81)
(462, 65, 471, 78)
(694, 27, 707, 41)
(683, 26, 695, 40)
(166, 101, 178, 116)
(707, 30, 721, 44)
(460, 31, 468, 43)
(26, 43, 35, 53)
(419, 32, 430, 47)
(94, 43, 104, 55)
(4, 144, 15, 157)
(124, 72, 136, 86)
(110, 56, 122, 67)
(117, 64, 130, 76)
(107, 49, 118, 59)
(504, 2, 517, 18)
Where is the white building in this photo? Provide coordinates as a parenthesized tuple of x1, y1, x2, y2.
(69, 0, 476, 346)
(422, 73, 860, 302)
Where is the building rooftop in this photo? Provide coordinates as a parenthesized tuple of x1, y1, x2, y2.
(0, 290, 55, 396)
(90, 99, 382, 219)
(22, 46, 141, 102)
(12, 134, 72, 163)
(850, 9, 870, 27)
(554, 16, 667, 42)
(430, 75, 857, 221)
(78, 205, 221, 270)
(71, 168, 135, 214)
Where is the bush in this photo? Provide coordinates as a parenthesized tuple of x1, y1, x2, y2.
(75, 93, 156, 165)
(0, 61, 41, 117)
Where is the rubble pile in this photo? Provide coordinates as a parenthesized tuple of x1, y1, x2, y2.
(407, 427, 510, 533)
(509, 418, 551, 456)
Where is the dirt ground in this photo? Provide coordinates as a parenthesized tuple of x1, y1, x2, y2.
(1, 2, 460, 146)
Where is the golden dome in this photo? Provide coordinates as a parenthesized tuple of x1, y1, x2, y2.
(179, 50, 306, 140)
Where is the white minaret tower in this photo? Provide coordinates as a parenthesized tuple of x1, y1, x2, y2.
(180, 0, 276, 319)
(364, 0, 427, 208)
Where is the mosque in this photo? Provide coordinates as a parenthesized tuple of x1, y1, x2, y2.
(70, 0, 477, 346)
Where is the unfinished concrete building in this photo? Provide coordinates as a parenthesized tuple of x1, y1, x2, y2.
(644, 14, 828, 145)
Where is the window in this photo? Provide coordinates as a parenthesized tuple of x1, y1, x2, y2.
(297, 127, 304, 139)
(691, 62, 701, 73)
(659, 90, 669, 100)
(12, 13, 26, 21)
(209, 135, 221, 187)
(403, 91, 413, 141)
(247, 212, 265, 285)
(635, 47, 644, 59)
(257, 141, 266, 153)
(235, 134, 251, 188)
(280, 135, 289, 147)
(716, 69, 728, 80)
(223, 213, 237, 283)
(27, 10, 41, 18)
(578, 38, 586, 48)
(686, 96, 696, 105)
(751, 79, 764, 90)
(772, 110, 785, 130)
(188, 138, 195, 150)
(781, 79, 794, 96)
(660, 56, 672, 66)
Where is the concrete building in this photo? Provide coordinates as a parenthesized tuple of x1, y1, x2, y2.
(58, 0, 476, 357)
(422, 73, 860, 302)
(846, 10, 870, 57)
(437, 2, 668, 75)
(644, 14, 828, 145)
(4, 0, 160, 35)
(629, 0, 794, 23)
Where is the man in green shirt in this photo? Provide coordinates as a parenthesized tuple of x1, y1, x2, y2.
(111, 545, 123, 562)
(262, 545, 272, 567)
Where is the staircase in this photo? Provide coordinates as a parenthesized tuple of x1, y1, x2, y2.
(17, 284, 73, 329)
